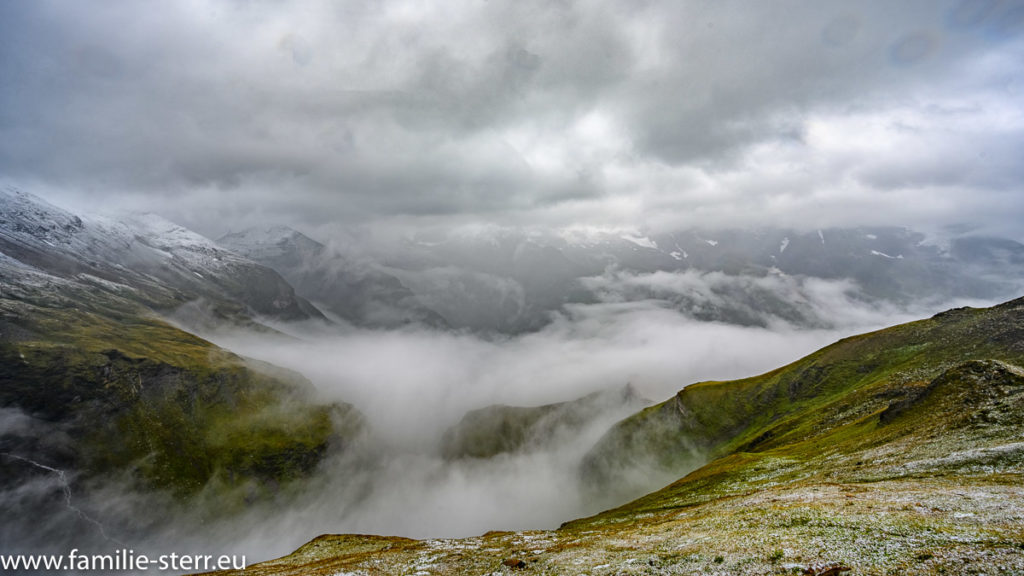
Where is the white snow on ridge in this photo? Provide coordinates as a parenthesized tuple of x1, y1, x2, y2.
(818, 230, 825, 244)
(1, 187, 273, 291)
(871, 250, 904, 259)
(779, 237, 789, 254)
(218, 225, 309, 261)
(620, 234, 658, 250)
(556, 225, 623, 248)
(705, 239, 718, 247)
(669, 250, 687, 260)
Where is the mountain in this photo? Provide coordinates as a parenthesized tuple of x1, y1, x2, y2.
(0, 272, 365, 550)
(405, 226, 1024, 329)
(218, 226, 446, 328)
(0, 187, 324, 329)
(579, 294, 1024, 500)
(222, 223, 1024, 333)
(204, 296, 1024, 575)
(440, 384, 648, 460)
(0, 188, 364, 549)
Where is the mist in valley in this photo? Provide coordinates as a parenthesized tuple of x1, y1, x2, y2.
(4, 282, 974, 565)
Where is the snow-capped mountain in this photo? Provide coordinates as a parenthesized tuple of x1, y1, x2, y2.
(222, 223, 1024, 333)
(407, 225, 1024, 299)
(0, 187, 322, 325)
(11, 184, 1018, 336)
(218, 226, 445, 328)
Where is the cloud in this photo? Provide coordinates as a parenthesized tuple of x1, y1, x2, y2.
(0, 1, 1022, 239)
(144, 289, 936, 559)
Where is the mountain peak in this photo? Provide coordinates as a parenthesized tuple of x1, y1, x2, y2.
(218, 225, 325, 261)
(0, 186, 86, 247)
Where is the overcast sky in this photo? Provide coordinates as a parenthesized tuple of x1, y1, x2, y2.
(1, 0, 1022, 239)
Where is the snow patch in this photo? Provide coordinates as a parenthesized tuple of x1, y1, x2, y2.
(620, 234, 658, 250)
(871, 250, 903, 259)
(779, 237, 789, 254)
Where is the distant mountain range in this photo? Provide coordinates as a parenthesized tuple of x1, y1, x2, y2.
(218, 226, 446, 328)
(6, 186, 1021, 337)
(222, 222, 1024, 333)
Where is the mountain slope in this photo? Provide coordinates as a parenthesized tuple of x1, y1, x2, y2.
(579, 297, 1024, 498)
(0, 263, 363, 476)
(218, 226, 445, 328)
(225, 223, 1024, 334)
(202, 296, 1024, 576)
(0, 187, 323, 328)
(440, 384, 647, 460)
(0, 189, 365, 550)
(0, 269, 365, 550)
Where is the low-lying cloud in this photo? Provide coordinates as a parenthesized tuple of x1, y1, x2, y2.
(0, 274, 1003, 565)
(580, 268, 913, 329)
(172, 292, 930, 556)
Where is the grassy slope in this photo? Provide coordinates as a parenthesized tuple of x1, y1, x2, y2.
(203, 298, 1024, 575)
(579, 298, 1024, 494)
(440, 386, 642, 460)
(0, 283, 362, 507)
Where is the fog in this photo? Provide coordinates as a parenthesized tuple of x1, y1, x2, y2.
(0, 267, 1006, 569)
(160, 289, 940, 558)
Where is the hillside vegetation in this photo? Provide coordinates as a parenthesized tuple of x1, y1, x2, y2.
(0, 279, 363, 516)
(202, 297, 1024, 575)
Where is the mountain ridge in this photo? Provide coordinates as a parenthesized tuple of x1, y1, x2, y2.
(219, 221, 1024, 334)
(0, 187, 365, 551)
(0, 186, 324, 329)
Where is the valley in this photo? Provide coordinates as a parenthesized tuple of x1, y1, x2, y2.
(1, 187, 1022, 574)
(200, 298, 1024, 575)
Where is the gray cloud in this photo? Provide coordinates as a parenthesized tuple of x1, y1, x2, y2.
(1, 0, 1022, 238)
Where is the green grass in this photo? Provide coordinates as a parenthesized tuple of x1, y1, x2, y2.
(581, 301, 1024, 497)
(0, 288, 362, 504)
